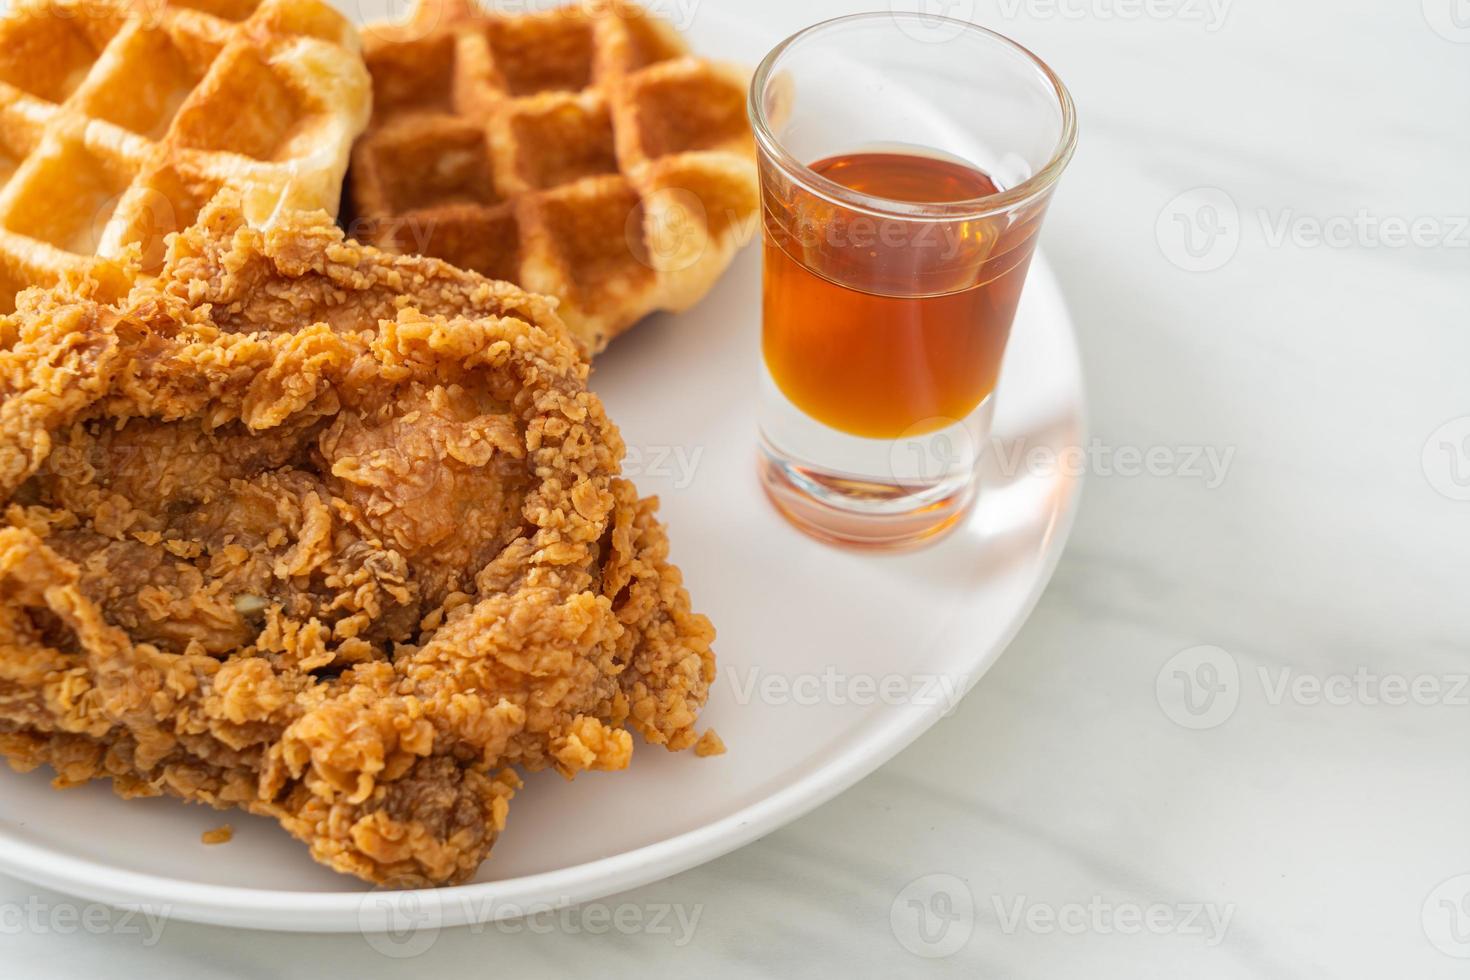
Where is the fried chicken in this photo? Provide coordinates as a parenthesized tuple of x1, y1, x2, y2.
(0, 192, 716, 886)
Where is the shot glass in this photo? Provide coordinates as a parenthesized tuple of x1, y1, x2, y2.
(749, 13, 1076, 549)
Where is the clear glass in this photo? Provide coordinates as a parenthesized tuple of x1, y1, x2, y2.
(750, 13, 1076, 549)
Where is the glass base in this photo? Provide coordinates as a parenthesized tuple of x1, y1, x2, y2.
(759, 450, 979, 550)
(757, 369, 992, 549)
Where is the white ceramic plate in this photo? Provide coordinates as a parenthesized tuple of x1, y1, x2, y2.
(0, 4, 1086, 932)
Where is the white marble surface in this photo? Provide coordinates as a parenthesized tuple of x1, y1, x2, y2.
(5, 0, 1469, 976)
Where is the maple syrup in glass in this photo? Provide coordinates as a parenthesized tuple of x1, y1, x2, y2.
(762, 151, 1035, 441)
(750, 14, 1076, 549)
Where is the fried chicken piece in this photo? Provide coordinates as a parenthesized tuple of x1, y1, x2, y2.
(0, 193, 716, 886)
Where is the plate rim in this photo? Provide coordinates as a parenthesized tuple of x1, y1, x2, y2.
(0, 1, 1089, 930)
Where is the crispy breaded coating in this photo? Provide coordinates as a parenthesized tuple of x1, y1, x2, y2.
(0, 193, 716, 886)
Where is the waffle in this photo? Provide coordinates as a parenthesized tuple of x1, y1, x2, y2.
(349, 0, 760, 354)
(0, 0, 371, 312)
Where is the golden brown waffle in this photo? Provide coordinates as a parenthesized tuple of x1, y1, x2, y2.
(349, 0, 759, 354)
(0, 0, 371, 312)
